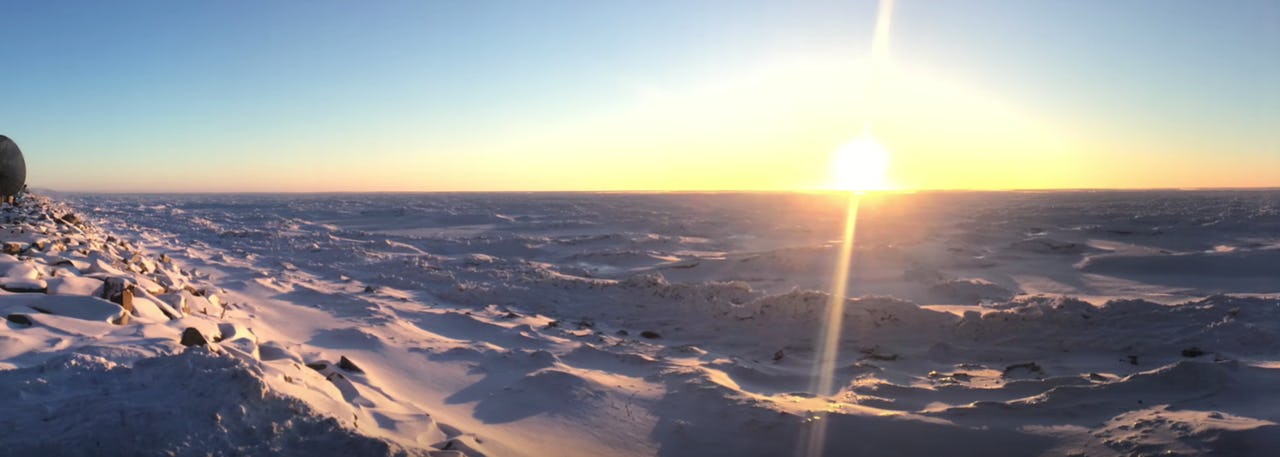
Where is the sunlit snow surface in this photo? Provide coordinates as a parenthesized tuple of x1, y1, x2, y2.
(63, 190, 1280, 456)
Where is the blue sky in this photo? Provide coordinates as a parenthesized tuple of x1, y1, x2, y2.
(2, 1, 1277, 191)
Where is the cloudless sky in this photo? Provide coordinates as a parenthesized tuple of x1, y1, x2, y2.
(2, 0, 1277, 192)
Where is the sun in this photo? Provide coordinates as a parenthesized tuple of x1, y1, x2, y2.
(830, 134, 891, 191)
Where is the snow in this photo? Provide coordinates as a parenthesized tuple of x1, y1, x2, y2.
(2, 190, 1276, 456)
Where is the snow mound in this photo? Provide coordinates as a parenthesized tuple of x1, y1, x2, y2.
(0, 350, 419, 457)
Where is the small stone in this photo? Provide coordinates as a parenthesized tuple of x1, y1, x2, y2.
(615, 330, 629, 336)
(640, 330, 661, 339)
(305, 363, 328, 372)
(363, 285, 376, 293)
(1002, 362, 1044, 378)
(2, 242, 22, 255)
(6, 314, 33, 326)
(338, 356, 364, 373)
(772, 350, 785, 362)
(1181, 347, 1206, 358)
(180, 327, 208, 347)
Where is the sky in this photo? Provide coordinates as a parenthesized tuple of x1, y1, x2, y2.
(1, 0, 1277, 192)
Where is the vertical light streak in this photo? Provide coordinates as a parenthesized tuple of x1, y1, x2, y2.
(798, 1, 894, 456)
(798, 192, 860, 457)
(810, 193, 860, 399)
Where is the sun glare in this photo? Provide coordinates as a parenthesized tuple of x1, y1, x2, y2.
(830, 134, 891, 191)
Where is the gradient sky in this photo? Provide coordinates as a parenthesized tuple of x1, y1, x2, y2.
(2, 0, 1277, 192)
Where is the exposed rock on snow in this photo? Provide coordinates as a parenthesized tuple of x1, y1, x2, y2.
(0, 194, 433, 456)
(181, 327, 209, 346)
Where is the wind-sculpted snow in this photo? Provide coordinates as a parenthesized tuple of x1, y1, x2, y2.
(39, 190, 1280, 456)
(0, 351, 413, 457)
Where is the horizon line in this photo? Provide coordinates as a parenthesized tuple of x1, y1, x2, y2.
(34, 185, 1280, 195)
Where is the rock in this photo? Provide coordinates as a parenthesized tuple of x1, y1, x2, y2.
(338, 356, 364, 373)
(305, 362, 328, 372)
(102, 277, 129, 303)
(1002, 362, 1045, 378)
(363, 285, 376, 293)
(772, 349, 785, 362)
(6, 313, 33, 326)
(1181, 347, 1206, 357)
(2, 242, 22, 255)
(180, 327, 208, 347)
(119, 288, 135, 317)
(0, 136, 26, 198)
(640, 330, 661, 339)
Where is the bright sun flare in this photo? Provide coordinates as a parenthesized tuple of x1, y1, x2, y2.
(830, 134, 891, 191)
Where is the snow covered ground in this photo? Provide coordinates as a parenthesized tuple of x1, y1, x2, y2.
(6, 190, 1277, 456)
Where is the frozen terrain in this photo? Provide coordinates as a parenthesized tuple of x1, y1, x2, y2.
(6, 190, 1278, 456)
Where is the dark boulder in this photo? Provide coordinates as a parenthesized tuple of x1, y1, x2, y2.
(179, 327, 208, 347)
(338, 355, 364, 373)
(0, 136, 26, 198)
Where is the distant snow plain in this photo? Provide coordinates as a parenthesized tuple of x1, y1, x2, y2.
(19, 190, 1278, 456)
